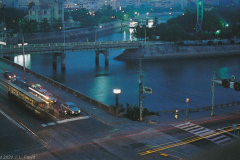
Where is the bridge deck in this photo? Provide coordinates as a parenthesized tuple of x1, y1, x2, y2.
(3, 41, 156, 55)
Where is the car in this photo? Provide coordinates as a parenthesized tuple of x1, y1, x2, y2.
(59, 102, 81, 115)
(31, 84, 47, 93)
(44, 92, 57, 103)
(11, 76, 26, 83)
(4, 71, 16, 80)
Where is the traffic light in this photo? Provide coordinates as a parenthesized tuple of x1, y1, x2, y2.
(233, 82, 240, 91)
(222, 79, 230, 88)
(220, 78, 240, 91)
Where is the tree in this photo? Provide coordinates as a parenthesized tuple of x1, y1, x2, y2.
(51, 18, 62, 31)
(21, 20, 38, 34)
(28, 2, 35, 10)
(40, 19, 52, 32)
(0, 7, 26, 33)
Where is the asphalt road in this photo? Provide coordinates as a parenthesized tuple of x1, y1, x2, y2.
(1, 63, 240, 160)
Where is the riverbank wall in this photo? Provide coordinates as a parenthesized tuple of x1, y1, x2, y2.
(8, 21, 128, 44)
(114, 44, 240, 61)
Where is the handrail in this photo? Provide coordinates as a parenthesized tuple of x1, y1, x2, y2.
(4, 41, 150, 49)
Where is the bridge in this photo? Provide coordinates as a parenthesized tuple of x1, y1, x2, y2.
(2, 41, 155, 71)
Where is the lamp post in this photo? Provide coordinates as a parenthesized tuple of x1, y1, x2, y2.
(216, 30, 220, 45)
(140, 26, 146, 43)
(63, 22, 66, 54)
(211, 71, 215, 117)
(186, 98, 190, 120)
(18, 37, 28, 79)
(113, 88, 121, 106)
(0, 27, 6, 58)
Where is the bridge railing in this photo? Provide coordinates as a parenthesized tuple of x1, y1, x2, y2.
(4, 41, 147, 49)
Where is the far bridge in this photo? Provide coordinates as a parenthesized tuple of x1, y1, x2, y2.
(2, 41, 155, 71)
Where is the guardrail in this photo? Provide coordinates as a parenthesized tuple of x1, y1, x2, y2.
(0, 58, 125, 117)
(4, 41, 148, 49)
(157, 101, 240, 115)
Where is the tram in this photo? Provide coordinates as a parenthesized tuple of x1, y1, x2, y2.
(7, 81, 54, 114)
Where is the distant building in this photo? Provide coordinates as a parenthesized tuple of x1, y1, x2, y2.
(1, 0, 39, 9)
(26, 0, 64, 23)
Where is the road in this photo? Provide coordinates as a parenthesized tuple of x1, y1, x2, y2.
(1, 64, 240, 159)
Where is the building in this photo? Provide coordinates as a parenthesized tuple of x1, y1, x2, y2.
(26, 0, 64, 23)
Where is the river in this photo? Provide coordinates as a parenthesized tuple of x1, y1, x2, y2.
(14, 28, 240, 113)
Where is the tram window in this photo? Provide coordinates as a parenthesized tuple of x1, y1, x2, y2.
(39, 104, 44, 108)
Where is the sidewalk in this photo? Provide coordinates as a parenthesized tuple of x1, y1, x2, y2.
(144, 104, 240, 126)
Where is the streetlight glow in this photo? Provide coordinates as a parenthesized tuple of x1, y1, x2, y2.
(113, 88, 121, 106)
(113, 88, 121, 94)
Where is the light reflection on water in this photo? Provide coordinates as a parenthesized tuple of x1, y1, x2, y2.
(13, 29, 240, 112)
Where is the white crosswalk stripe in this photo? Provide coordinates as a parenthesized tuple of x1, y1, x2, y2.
(41, 115, 91, 127)
(174, 122, 232, 145)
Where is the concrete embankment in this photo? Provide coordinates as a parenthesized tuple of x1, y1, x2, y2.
(8, 21, 128, 44)
(114, 44, 240, 61)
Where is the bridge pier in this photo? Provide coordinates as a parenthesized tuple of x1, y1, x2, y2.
(61, 53, 66, 71)
(53, 54, 57, 70)
(52, 52, 66, 71)
(95, 50, 109, 67)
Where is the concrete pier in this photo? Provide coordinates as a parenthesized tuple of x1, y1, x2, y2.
(52, 52, 66, 71)
(95, 50, 109, 67)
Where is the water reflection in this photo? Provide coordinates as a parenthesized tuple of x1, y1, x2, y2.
(14, 54, 31, 69)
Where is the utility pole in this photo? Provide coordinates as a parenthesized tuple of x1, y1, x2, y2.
(139, 45, 143, 121)
(22, 37, 25, 80)
(63, 22, 65, 54)
(196, 0, 203, 32)
(211, 71, 215, 117)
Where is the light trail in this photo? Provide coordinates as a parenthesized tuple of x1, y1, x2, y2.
(138, 125, 239, 156)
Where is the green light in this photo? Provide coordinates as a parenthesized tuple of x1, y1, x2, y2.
(225, 24, 229, 27)
(216, 30, 220, 34)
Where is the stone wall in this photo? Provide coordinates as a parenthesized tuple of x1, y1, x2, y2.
(115, 44, 240, 60)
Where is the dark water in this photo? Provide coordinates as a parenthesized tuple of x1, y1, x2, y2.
(14, 29, 240, 112)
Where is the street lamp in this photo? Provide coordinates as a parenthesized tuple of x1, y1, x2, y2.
(186, 98, 190, 120)
(140, 26, 146, 43)
(18, 37, 28, 79)
(113, 88, 121, 106)
(63, 22, 66, 54)
(95, 25, 102, 42)
(0, 27, 6, 58)
(211, 71, 215, 117)
(216, 30, 220, 44)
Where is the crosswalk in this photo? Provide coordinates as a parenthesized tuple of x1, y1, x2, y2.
(174, 122, 232, 145)
(41, 115, 91, 127)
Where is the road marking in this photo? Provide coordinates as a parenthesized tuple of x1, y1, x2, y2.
(47, 122, 57, 126)
(173, 122, 232, 145)
(57, 116, 90, 124)
(41, 124, 48, 127)
(41, 115, 90, 127)
(0, 109, 28, 132)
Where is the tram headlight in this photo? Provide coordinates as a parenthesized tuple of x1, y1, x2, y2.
(72, 111, 74, 114)
(78, 110, 81, 113)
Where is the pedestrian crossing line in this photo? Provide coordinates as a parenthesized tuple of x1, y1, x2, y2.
(194, 129, 210, 135)
(173, 122, 233, 145)
(183, 125, 200, 131)
(189, 127, 205, 133)
(41, 115, 91, 127)
(209, 135, 227, 141)
(175, 122, 192, 128)
(199, 130, 215, 137)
